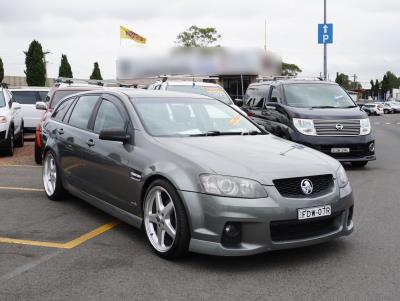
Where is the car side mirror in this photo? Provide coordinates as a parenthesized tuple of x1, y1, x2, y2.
(36, 101, 47, 110)
(99, 128, 130, 143)
(234, 98, 244, 107)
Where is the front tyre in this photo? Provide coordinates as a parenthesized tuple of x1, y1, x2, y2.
(143, 179, 190, 259)
(3, 130, 14, 156)
(15, 126, 24, 147)
(42, 151, 66, 200)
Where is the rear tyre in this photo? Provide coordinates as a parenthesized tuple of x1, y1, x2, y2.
(15, 126, 24, 147)
(143, 179, 190, 259)
(34, 143, 43, 164)
(42, 151, 66, 201)
(384, 109, 389, 114)
(351, 161, 368, 167)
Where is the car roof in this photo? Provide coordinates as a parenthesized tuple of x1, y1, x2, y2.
(81, 88, 214, 100)
(249, 80, 337, 86)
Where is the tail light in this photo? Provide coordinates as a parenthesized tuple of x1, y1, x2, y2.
(246, 111, 255, 117)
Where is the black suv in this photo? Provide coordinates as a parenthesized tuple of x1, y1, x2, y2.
(241, 79, 375, 167)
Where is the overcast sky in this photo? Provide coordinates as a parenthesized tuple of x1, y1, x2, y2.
(0, 0, 399, 86)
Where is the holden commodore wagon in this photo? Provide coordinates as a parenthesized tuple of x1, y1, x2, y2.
(41, 89, 354, 259)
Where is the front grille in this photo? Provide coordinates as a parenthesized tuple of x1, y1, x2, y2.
(315, 144, 371, 158)
(273, 174, 333, 198)
(314, 119, 360, 136)
(270, 211, 342, 242)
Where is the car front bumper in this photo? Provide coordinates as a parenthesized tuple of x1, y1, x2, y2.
(180, 183, 354, 256)
(290, 133, 376, 162)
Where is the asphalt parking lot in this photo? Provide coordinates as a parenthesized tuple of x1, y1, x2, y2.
(0, 114, 400, 301)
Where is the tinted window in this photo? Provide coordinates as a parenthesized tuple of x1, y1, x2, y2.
(52, 98, 75, 122)
(270, 87, 282, 103)
(0, 91, 5, 107)
(11, 91, 37, 104)
(51, 90, 84, 108)
(94, 100, 125, 133)
(283, 84, 356, 108)
(38, 91, 48, 102)
(68, 96, 99, 129)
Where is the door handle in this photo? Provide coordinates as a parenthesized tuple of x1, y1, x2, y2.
(86, 139, 95, 147)
(57, 128, 64, 135)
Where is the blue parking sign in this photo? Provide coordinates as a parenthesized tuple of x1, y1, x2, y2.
(318, 23, 333, 44)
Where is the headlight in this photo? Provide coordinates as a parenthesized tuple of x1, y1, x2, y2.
(293, 118, 316, 136)
(336, 165, 349, 188)
(0, 116, 7, 124)
(199, 174, 267, 198)
(360, 118, 371, 135)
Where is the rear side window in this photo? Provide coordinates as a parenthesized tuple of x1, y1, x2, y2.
(52, 98, 75, 122)
(11, 91, 37, 104)
(67, 96, 99, 129)
(93, 100, 125, 133)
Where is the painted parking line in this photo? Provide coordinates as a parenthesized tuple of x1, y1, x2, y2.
(0, 220, 120, 249)
(0, 186, 44, 192)
(0, 164, 41, 168)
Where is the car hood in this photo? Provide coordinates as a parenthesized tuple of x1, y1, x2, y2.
(287, 106, 367, 119)
(156, 135, 340, 185)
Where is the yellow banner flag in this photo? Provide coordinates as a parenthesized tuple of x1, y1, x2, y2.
(120, 26, 147, 44)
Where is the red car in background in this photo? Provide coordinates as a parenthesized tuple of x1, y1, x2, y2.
(34, 82, 104, 163)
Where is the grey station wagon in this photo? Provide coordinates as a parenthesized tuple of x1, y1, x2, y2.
(41, 89, 354, 259)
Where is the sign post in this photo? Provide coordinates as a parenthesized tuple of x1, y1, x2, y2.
(318, 0, 333, 80)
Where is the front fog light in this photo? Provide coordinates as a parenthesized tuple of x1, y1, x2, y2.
(221, 222, 242, 246)
(369, 142, 375, 152)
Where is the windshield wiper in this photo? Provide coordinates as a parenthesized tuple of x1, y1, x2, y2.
(310, 106, 336, 109)
(189, 130, 262, 137)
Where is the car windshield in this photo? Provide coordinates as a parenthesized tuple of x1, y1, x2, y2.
(133, 97, 262, 137)
(283, 83, 356, 108)
(0, 91, 5, 107)
(51, 90, 83, 108)
(166, 85, 233, 105)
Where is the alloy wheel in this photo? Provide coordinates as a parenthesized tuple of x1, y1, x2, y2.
(43, 153, 57, 196)
(144, 186, 177, 253)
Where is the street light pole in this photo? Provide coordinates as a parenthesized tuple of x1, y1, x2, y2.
(323, 0, 327, 80)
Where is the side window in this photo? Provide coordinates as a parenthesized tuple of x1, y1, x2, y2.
(270, 87, 281, 103)
(68, 95, 99, 130)
(93, 100, 125, 133)
(52, 97, 75, 122)
(254, 98, 264, 108)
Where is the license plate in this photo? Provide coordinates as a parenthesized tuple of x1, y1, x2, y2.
(331, 147, 350, 153)
(298, 205, 331, 220)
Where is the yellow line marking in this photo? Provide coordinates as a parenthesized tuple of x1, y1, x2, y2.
(0, 220, 120, 249)
(0, 164, 41, 168)
(0, 186, 44, 192)
(63, 220, 120, 249)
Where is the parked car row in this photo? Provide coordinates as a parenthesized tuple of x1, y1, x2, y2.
(360, 101, 400, 116)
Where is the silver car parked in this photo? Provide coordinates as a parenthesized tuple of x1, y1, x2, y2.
(42, 89, 354, 259)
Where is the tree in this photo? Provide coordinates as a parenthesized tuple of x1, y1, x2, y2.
(281, 62, 302, 76)
(58, 54, 73, 78)
(24, 40, 46, 86)
(175, 25, 221, 47)
(381, 74, 390, 98)
(90, 62, 103, 80)
(0, 57, 4, 83)
(383, 71, 399, 91)
(335, 72, 351, 89)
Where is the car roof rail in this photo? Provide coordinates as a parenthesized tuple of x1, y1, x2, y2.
(55, 77, 120, 87)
